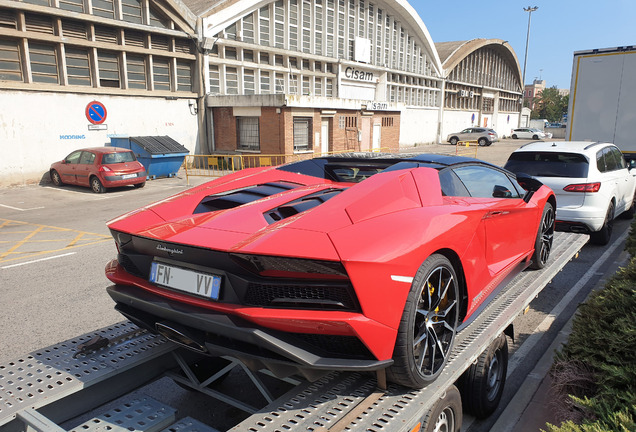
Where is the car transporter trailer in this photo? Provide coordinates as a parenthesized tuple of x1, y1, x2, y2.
(0, 232, 587, 432)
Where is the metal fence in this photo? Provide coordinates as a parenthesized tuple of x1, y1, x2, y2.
(183, 148, 395, 184)
(454, 141, 480, 158)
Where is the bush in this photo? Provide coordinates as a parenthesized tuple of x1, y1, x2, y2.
(546, 220, 636, 431)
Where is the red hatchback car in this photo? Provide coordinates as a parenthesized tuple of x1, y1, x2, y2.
(50, 147, 146, 193)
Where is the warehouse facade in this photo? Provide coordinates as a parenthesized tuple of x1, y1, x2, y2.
(190, 0, 444, 156)
(0, 0, 523, 186)
(0, 0, 201, 186)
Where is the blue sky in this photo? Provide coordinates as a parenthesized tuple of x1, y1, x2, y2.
(411, 0, 636, 90)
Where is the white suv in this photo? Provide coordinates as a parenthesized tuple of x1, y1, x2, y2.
(504, 141, 636, 245)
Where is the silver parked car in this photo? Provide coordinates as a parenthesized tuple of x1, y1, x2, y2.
(446, 128, 498, 146)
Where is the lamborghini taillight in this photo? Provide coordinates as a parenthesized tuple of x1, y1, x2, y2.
(231, 253, 348, 280)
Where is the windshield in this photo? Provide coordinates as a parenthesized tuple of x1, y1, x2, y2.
(504, 152, 589, 178)
(102, 152, 136, 164)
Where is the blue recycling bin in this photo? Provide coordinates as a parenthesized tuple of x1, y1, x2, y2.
(109, 136, 189, 179)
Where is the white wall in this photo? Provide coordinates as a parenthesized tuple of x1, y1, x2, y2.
(399, 106, 439, 146)
(496, 112, 520, 138)
(440, 110, 479, 142)
(0, 91, 199, 187)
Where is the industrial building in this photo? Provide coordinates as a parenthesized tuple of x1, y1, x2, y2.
(0, 0, 524, 186)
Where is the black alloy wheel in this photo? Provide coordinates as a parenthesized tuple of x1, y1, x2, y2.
(530, 202, 555, 270)
(388, 254, 460, 388)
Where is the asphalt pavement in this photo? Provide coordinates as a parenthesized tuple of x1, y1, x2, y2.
(0, 138, 631, 431)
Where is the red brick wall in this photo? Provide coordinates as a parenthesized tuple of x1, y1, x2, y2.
(212, 107, 400, 155)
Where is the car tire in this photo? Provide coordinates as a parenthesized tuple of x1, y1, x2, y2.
(50, 170, 63, 186)
(620, 191, 636, 219)
(532, 134, 539, 140)
(449, 137, 459, 145)
(387, 254, 460, 388)
(530, 202, 555, 270)
(90, 176, 106, 194)
(478, 138, 488, 147)
(134, 181, 146, 189)
(512, 134, 518, 139)
(590, 201, 615, 245)
(422, 385, 462, 432)
(457, 333, 508, 419)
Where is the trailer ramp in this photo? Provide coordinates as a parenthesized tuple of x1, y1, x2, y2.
(0, 232, 588, 432)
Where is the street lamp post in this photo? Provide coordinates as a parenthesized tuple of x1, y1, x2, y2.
(521, 6, 538, 125)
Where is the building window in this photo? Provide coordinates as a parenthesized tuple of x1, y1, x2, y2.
(92, 0, 115, 19)
(260, 71, 270, 93)
(0, 39, 22, 81)
(126, 54, 146, 89)
(226, 66, 238, 94)
(121, 0, 142, 24)
(65, 47, 91, 86)
(149, 6, 170, 28)
(244, 68, 255, 94)
(293, 117, 312, 152)
(58, 0, 84, 14)
(177, 61, 192, 92)
(209, 64, 220, 94)
(29, 42, 59, 84)
(98, 51, 120, 87)
(237, 117, 260, 151)
(153, 57, 171, 90)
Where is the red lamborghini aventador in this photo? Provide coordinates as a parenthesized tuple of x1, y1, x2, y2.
(105, 153, 555, 388)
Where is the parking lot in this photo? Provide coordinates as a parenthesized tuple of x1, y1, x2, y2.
(0, 139, 632, 431)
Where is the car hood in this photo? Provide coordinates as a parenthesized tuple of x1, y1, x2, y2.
(108, 166, 431, 260)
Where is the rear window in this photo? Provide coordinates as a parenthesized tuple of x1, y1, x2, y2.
(504, 152, 589, 178)
(102, 152, 136, 164)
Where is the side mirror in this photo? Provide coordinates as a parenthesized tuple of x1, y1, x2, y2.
(492, 185, 512, 198)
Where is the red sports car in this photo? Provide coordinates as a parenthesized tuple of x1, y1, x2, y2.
(50, 147, 146, 193)
(105, 154, 555, 388)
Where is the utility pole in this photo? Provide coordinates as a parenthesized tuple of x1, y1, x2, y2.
(520, 6, 538, 126)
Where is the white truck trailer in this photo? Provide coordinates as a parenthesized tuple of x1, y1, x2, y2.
(0, 232, 587, 432)
(566, 46, 636, 163)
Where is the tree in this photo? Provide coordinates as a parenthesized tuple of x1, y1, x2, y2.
(532, 86, 568, 122)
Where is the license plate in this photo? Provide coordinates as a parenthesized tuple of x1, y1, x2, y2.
(121, 173, 137, 179)
(150, 262, 221, 300)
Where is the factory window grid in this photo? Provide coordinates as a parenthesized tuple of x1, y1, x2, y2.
(293, 117, 312, 152)
(237, 117, 260, 151)
(213, 0, 438, 80)
(1, 5, 194, 93)
(0, 39, 22, 81)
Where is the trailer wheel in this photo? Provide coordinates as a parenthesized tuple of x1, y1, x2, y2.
(458, 333, 508, 419)
(422, 385, 462, 432)
(388, 254, 459, 388)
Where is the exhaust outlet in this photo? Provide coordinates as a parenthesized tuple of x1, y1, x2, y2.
(156, 322, 208, 353)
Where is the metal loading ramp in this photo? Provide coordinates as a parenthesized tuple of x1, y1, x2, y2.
(0, 232, 588, 432)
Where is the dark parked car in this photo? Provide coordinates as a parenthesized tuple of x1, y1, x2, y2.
(50, 147, 146, 193)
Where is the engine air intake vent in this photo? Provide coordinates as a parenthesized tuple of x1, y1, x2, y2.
(265, 188, 343, 223)
(194, 181, 300, 214)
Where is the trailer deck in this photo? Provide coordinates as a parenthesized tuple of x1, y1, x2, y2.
(0, 232, 588, 432)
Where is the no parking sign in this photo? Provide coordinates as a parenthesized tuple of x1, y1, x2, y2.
(86, 101, 107, 125)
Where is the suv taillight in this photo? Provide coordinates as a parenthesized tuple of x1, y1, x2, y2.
(564, 183, 601, 193)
